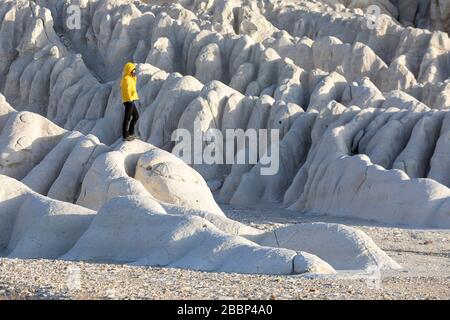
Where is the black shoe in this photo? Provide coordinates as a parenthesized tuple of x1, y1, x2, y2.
(125, 135, 136, 141)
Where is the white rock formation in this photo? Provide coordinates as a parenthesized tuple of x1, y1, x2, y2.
(0, 161, 400, 273)
(0, 98, 400, 274)
(3, 0, 450, 275)
(135, 147, 225, 216)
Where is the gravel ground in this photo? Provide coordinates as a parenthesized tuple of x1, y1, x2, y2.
(1, 206, 450, 300)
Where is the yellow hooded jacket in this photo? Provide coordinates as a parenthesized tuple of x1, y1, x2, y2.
(121, 62, 139, 103)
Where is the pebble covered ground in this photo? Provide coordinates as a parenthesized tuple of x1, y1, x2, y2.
(1, 206, 449, 300)
(1, 259, 450, 300)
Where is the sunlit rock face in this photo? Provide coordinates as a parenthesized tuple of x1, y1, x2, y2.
(2, 0, 450, 274)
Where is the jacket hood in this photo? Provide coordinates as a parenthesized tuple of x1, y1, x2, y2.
(123, 62, 136, 76)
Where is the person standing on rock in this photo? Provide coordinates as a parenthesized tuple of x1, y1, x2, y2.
(121, 62, 140, 141)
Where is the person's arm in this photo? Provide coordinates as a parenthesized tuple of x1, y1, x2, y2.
(124, 76, 135, 102)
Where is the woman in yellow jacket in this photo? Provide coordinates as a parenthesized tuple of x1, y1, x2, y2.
(121, 62, 140, 141)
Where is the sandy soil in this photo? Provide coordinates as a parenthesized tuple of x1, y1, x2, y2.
(1, 206, 449, 300)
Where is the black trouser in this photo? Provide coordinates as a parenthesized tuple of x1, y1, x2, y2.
(122, 101, 139, 138)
